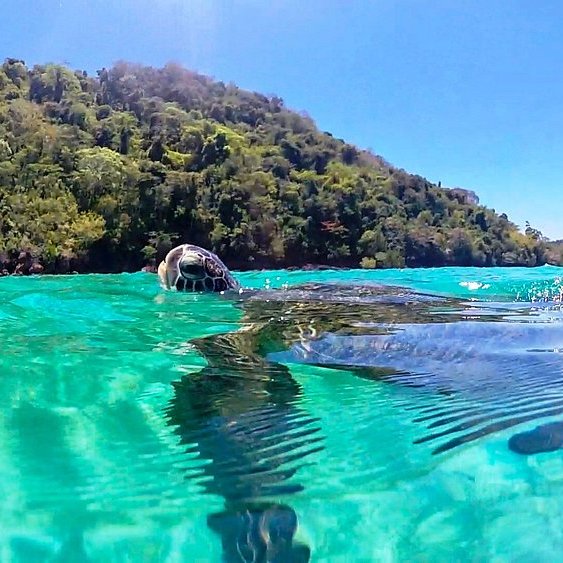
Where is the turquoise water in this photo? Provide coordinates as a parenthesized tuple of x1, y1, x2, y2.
(2, 266, 563, 561)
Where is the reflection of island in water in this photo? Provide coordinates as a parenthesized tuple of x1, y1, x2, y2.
(165, 332, 322, 562)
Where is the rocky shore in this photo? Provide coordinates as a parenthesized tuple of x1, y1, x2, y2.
(0, 252, 45, 276)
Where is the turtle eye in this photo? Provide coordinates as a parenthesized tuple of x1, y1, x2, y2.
(180, 262, 204, 277)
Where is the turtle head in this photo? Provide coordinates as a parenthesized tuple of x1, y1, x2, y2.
(159, 244, 240, 293)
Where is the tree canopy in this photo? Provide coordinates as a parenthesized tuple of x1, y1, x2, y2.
(0, 58, 553, 273)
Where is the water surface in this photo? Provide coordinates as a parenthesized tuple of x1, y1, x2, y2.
(2, 266, 563, 561)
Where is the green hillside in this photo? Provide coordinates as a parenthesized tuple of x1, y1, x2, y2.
(0, 58, 550, 273)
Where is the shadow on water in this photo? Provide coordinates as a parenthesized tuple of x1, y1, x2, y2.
(165, 332, 321, 562)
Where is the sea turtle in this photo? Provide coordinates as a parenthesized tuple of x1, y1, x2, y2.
(159, 244, 563, 560)
(158, 244, 461, 561)
(159, 244, 563, 456)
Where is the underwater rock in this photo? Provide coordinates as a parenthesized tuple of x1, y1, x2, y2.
(508, 421, 563, 455)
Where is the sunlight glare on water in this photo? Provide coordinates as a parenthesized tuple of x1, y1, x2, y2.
(1, 266, 563, 561)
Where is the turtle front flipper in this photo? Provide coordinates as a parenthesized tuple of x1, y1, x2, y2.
(207, 502, 311, 563)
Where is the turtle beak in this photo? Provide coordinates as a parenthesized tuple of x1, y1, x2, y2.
(179, 253, 206, 279)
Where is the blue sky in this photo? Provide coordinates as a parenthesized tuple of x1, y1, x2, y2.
(4, 0, 563, 238)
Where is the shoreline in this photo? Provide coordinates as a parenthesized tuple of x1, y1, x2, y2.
(2, 261, 561, 278)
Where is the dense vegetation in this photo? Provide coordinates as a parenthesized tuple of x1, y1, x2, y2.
(0, 58, 553, 273)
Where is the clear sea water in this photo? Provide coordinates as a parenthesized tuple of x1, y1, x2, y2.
(2, 266, 563, 562)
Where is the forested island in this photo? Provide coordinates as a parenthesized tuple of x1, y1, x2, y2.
(0, 58, 557, 274)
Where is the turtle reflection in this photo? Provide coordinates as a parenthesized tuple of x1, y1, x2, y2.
(165, 331, 319, 562)
(163, 282, 466, 561)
